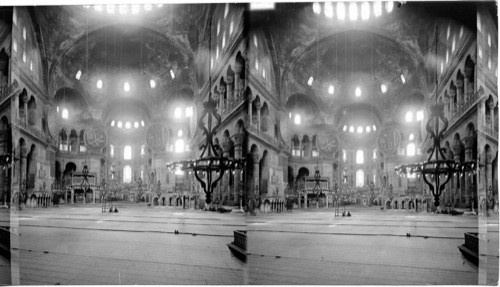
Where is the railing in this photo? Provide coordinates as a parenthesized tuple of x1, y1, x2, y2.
(233, 230, 247, 251)
(0, 226, 11, 259)
(0, 83, 15, 104)
(247, 124, 282, 148)
(448, 91, 480, 127)
(464, 232, 479, 253)
(220, 90, 245, 119)
(481, 122, 498, 139)
(14, 119, 48, 142)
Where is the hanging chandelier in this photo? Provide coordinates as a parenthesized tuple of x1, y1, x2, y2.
(394, 24, 477, 207)
(167, 92, 245, 204)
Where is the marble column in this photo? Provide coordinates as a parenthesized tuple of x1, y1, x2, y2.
(226, 71, 234, 110)
(251, 151, 260, 193)
(452, 139, 463, 206)
(248, 97, 253, 126)
(22, 93, 28, 125)
(456, 78, 464, 110)
(20, 143, 27, 192)
(256, 102, 261, 131)
(234, 63, 242, 101)
(449, 89, 456, 116)
(464, 136, 475, 206)
(219, 83, 226, 114)
(234, 133, 244, 205)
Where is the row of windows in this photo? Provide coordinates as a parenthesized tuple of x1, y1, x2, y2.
(343, 149, 378, 164)
(109, 140, 188, 160)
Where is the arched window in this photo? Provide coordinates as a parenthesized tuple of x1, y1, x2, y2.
(175, 139, 185, 153)
(407, 143, 416, 157)
(124, 145, 132, 160)
(356, 149, 364, 164)
(372, 149, 377, 159)
(123, 165, 132, 183)
(174, 107, 182, 118)
(356, 169, 364, 187)
(110, 145, 115, 158)
(294, 114, 301, 125)
(178, 129, 183, 137)
(409, 133, 414, 141)
(140, 145, 145, 155)
(342, 149, 347, 162)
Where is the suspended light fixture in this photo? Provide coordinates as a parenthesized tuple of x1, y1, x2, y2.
(349, 2, 358, 21)
(395, 24, 474, 207)
(166, 11, 246, 205)
(337, 2, 346, 20)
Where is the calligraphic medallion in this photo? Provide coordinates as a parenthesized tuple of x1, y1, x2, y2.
(47, 106, 60, 140)
(146, 123, 168, 151)
(377, 127, 401, 155)
(83, 125, 108, 151)
(317, 129, 340, 155)
(279, 113, 292, 143)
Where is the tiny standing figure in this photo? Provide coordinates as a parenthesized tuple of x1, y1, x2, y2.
(342, 211, 346, 217)
(347, 211, 351, 217)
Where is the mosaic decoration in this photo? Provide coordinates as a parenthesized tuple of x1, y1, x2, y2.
(377, 127, 401, 155)
(146, 123, 169, 151)
(83, 125, 108, 150)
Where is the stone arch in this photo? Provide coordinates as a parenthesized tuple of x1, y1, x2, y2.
(27, 96, 37, 126)
(385, 200, 391, 210)
(260, 102, 270, 132)
(26, 144, 37, 190)
(69, 129, 78, 153)
(288, 166, 294, 185)
(449, 81, 457, 111)
(252, 96, 261, 125)
(394, 200, 398, 209)
(409, 200, 415, 209)
(236, 119, 245, 134)
(302, 135, 311, 158)
(259, 150, 270, 194)
(464, 55, 475, 93)
(63, 162, 77, 187)
(19, 89, 27, 118)
(0, 48, 8, 86)
(296, 167, 310, 190)
(235, 51, 246, 81)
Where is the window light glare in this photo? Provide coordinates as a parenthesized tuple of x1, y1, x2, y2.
(186, 106, 193, 118)
(416, 110, 424, 121)
(324, 2, 333, 18)
(452, 37, 455, 52)
(94, 5, 103, 12)
(62, 109, 69, 119)
(22, 51, 26, 63)
(400, 74, 406, 83)
(170, 69, 175, 79)
(141, 120, 145, 127)
(381, 84, 387, 93)
(405, 111, 413, 122)
(372, 125, 376, 131)
(313, 2, 321, 14)
(366, 126, 371, 133)
(294, 114, 301, 125)
(355, 87, 361, 97)
(229, 21, 234, 35)
(357, 126, 363, 134)
(343, 125, 347, 131)
(117, 121, 122, 128)
(373, 1, 382, 17)
(174, 107, 182, 118)
(337, 2, 346, 20)
(289, 112, 292, 119)
(23, 27, 26, 40)
(13, 41, 17, 52)
(349, 2, 358, 21)
(125, 122, 131, 129)
(150, 79, 156, 88)
(349, 126, 354, 133)
(106, 5, 115, 14)
(308, 76, 314, 86)
(361, 2, 370, 20)
(328, 85, 335, 95)
(144, 4, 152, 11)
(76, 70, 82, 80)
(29, 61, 33, 71)
(134, 122, 139, 128)
(124, 82, 130, 92)
(178, 130, 183, 137)
(96, 79, 103, 89)
(253, 35, 258, 47)
(111, 120, 115, 127)
(409, 133, 414, 141)
(386, 1, 393, 13)
(459, 26, 463, 38)
(131, 4, 140, 14)
(56, 106, 59, 113)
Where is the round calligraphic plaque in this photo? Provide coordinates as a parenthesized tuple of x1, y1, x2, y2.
(146, 123, 169, 151)
(83, 125, 108, 151)
(279, 113, 292, 142)
(47, 107, 60, 140)
(377, 127, 401, 155)
(317, 129, 340, 155)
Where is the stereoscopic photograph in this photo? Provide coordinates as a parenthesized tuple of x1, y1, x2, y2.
(0, 1, 498, 285)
